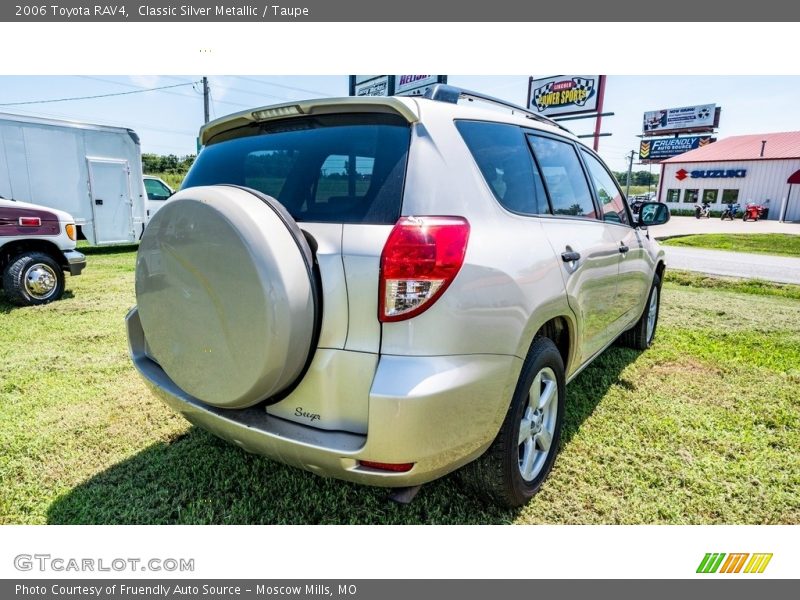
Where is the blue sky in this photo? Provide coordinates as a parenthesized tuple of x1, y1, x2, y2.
(1, 75, 799, 172)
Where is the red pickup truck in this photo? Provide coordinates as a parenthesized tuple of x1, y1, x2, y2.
(0, 197, 86, 306)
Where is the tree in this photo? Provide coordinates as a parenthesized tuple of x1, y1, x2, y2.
(141, 153, 197, 175)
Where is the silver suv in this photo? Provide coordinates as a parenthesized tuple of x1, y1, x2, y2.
(127, 86, 669, 507)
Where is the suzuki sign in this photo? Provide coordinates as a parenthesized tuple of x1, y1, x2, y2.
(676, 168, 747, 180)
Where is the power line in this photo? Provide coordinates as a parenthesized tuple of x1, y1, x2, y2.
(0, 107, 197, 137)
(0, 82, 198, 107)
(78, 75, 251, 111)
(232, 76, 328, 97)
(78, 76, 204, 101)
(138, 75, 307, 108)
(213, 84, 288, 101)
(209, 88, 217, 119)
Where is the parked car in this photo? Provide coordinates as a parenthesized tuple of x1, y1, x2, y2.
(1, 196, 86, 306)
(127, 86, 669, 507)
(143, 175, 174, 218)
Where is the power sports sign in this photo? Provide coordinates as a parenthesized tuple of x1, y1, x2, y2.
(643, 104, 717, 134)
(639, 136, 713, 160)
(528, 75, 601, 116)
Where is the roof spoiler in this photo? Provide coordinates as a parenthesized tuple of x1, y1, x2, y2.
(199, 97, 419, 146)
(424, 84, 573, 135)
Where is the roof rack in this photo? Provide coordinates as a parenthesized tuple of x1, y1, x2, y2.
(423, 84, 573, 135)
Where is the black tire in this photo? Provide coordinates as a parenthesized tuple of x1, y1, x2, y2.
(618, 274, 662, 350)
(460, 337, 566, 507)
(2, 252, 65, 306)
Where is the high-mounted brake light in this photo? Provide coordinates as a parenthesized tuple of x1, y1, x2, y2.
(19, 217, 41, 227)
(252, 105, 303, 120)
(379, 216, 470, 323)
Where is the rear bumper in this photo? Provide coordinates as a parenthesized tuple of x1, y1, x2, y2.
(127, 307, 520, 487)
(63, 250, 86, 276)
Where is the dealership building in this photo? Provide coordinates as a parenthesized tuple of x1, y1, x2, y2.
(657, 131, 800, 221)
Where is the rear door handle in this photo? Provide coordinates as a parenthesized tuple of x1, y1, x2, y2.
(561, 251, 581, 262)
(95, 199, 104, 205)
(619, 244, 629, 254)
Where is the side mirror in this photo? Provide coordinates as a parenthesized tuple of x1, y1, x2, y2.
(637, 202, 670, 227)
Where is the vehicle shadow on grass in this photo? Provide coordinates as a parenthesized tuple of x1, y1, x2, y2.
(46, 347, 641, 525)
(0, 290, 74, 313)
(80, 243, 139, 256)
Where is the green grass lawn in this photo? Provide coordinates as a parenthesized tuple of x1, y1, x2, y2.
(1, 250, 799, 524)
(662, 233, 800, 257)
(625, 185, 654, 196)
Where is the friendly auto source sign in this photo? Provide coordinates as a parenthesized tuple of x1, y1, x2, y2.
(639, 136, 713, 160)
(643, 104, 716, 134)
(528, 75, 600, 116)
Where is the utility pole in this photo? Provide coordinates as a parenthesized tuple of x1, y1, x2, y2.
(202, 76, 210, 124)
(625, 150, 635, 199)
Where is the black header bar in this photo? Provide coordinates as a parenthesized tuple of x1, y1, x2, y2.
(3, 1, 800, 21)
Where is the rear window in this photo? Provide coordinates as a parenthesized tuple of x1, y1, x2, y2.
(182, 114, 410, 224)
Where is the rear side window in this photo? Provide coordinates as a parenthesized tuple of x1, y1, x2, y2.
(456, 121, 548, 215)
(580, 150, 630, 225)
(182, 115, 410, 224)
(527, 135, 597, 219)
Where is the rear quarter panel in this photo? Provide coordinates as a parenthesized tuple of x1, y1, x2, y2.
(382, 103, 575, 366)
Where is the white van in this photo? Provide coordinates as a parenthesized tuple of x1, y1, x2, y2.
(0, 112, 147, 245)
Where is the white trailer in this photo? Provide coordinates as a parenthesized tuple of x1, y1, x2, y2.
(0, 112, 147, 245)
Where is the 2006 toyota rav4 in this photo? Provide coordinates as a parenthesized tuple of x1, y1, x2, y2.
(127, 86, 669, 507)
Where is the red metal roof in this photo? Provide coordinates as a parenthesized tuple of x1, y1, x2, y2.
(662, 131, 800, 163)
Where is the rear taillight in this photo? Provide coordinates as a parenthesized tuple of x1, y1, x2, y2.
(379, 216, 470, 323)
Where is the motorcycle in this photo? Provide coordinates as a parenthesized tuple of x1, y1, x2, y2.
(694, 202, 712, 219)
(742, 203, 765, 221)
(721, 203, 741, 220)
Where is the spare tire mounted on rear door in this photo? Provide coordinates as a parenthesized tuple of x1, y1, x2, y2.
(135, 185, 320, 409)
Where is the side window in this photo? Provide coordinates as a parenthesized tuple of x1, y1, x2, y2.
(580, 150, 630, 226)
(145, 179, 171, 201)
(455, 121, 549, 215)
(527, 135, 597, 219)
(665, 189, 680, 203)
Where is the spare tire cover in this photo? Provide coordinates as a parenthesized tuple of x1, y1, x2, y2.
(136, 185, 317, 409)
